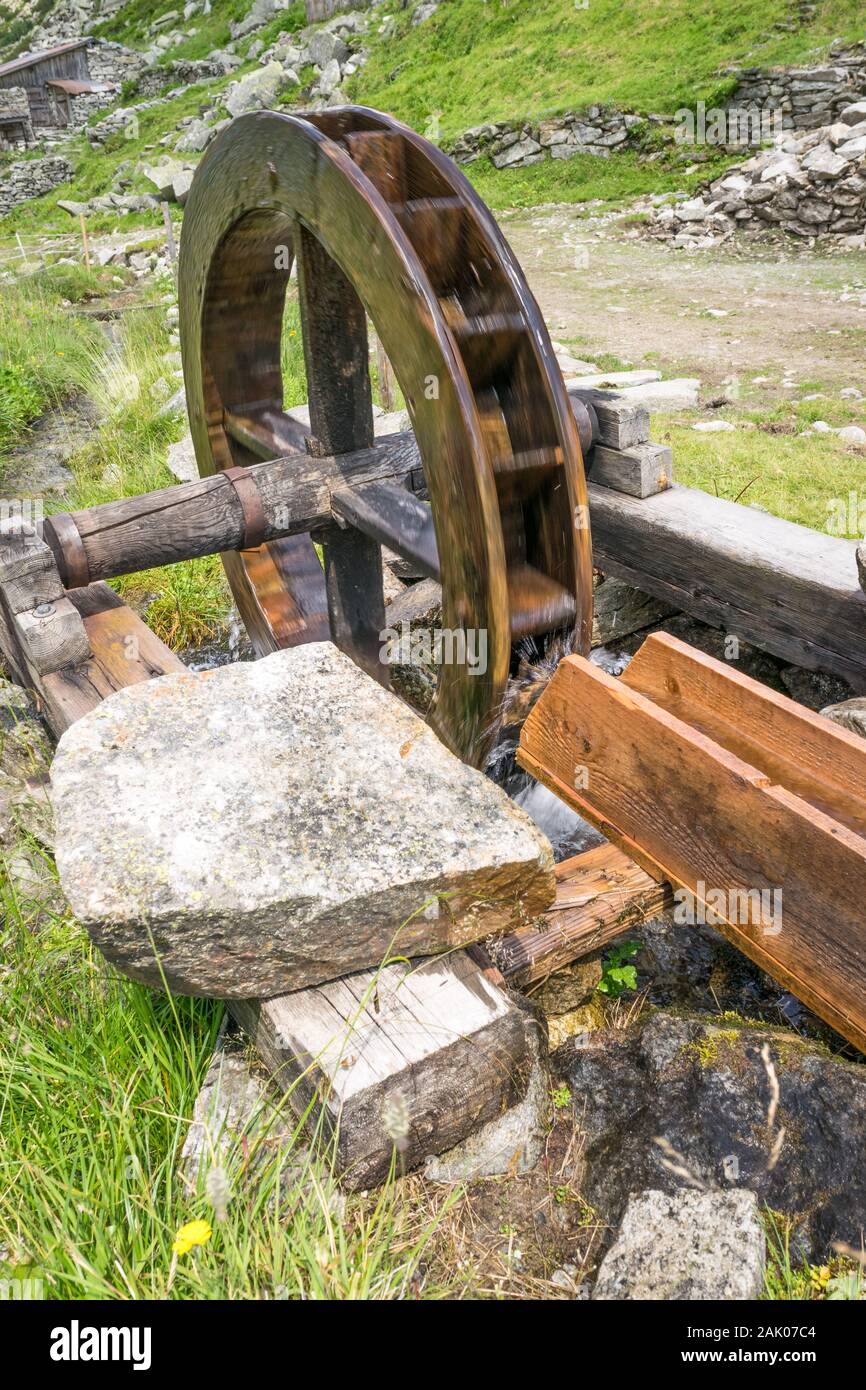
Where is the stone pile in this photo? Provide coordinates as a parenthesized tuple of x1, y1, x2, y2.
(649, 103, 866, 248)
(448, 108, 647, 168)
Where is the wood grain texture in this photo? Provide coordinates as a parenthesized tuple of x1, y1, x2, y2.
(490, 842, 672, 986)
(518, 649, 866, 1054)
(623, 631, 866, 839)
(37, 583, 186, 735)
(45, 432, 421, 587)
(568, 388, 650, 450)
(589, 481, 866, 686)
(589, 441, 672, 498)
(230, 950, 535, 1189)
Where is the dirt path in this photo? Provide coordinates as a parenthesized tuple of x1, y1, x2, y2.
(502, 208, 866, 398)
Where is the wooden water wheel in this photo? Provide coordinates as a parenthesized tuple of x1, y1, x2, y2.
(177, 106, 594, 764)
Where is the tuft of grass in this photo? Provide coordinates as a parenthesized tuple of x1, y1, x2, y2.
(0, 840, 452, 1299)
(763, 1211, 864, 1301)
(0, 271, 106, 465)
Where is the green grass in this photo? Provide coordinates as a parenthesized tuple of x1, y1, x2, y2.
(0, 268, 108, 464)
(763, 1212, 864, 1300)
(664, 403, 866, 536)
(60, 287, 234, 651)
(0, 840, 451, 1298)
(466, 146, 738, 210)
(348, 0, 866, 139)
(90, 0, 306, 64)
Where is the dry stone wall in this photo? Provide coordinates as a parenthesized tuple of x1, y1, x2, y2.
(0, 155, 74, 217)
(730, 44, 866, 131)
(448, 109, 648, 167)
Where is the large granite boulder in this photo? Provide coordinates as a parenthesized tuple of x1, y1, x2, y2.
(51, 644, 554, 997)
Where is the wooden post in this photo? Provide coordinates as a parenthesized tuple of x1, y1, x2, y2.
(375, 335, 396, 412)
(162, 201, 177, 267)
(294, 222, 388, 686)
(79, 211, 91, 270)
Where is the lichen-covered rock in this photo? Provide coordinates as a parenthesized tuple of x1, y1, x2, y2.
(51, 644, 554, 997)
(593, 1188, 765, 1300)
(555, 1009, 866, 1259)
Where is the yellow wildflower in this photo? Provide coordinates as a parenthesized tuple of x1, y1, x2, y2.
(172, 1219, 212, 1255)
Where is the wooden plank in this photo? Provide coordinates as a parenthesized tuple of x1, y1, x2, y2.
(490, 842, 672, 986)
(230, 951, 535, 1189)
(622, 631, 866, 840)
(518, 650, 866, 1054)
(589, 481, 866, 686)
(37, 583, 186, 736)
(589, 441, 672, 498)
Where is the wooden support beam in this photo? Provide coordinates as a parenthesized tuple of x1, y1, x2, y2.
(295, 222, 387, 684)
(230, 951, 536, 1190)
(37, 584, 186, 736)
(41, 432, 420, 590)
(0, 523, 91, 679)
(589, 441, 672, 499)
(518, 633, 866, 1054)
(568, 388, 650, 450)
(589, 481, 866, 687)
(490, 842, 672, 986)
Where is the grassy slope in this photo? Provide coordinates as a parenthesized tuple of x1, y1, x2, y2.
(350, 0, 866, 137)
(3, 0, 864, 233)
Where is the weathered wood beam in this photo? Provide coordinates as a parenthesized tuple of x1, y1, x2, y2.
(490, 842, 672, 986)
(518, 633, 866, 1055)
(230, 951, 537, 1190)
(589, 441, 672, 499)
(589, 481, 866, 686)
(41, 432, 420, 590)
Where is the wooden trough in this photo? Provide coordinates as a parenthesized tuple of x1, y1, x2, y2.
(2, 105, 866, 1180)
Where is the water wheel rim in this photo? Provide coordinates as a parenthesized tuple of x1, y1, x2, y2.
(179, 106, 591, 764)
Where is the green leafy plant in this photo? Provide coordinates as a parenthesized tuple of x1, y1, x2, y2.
(597, 940, 641, 998)
(550, 1083, 571, 1110)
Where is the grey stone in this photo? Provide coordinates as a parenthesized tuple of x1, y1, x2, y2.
(801, 142, 849, 177)
(175, 118, 217, 153)
(316, 58, 342, 98)
(492, 136, 542, 168)
(797, 198, 834, 224)
(51, 644, 554, 997)
(556, 1009, 866, 1258)
(674, 197, 708, 221)
(821, 696, 866, 738)
(307, 30, 349, 67)
(593, 1189, 765, 1301)
(224, 61, 286, 117)
(180, 1022, 301, 1194)
(836, 135, 866, 160)
(166, 432, 198, 483)
(840, 101, 866, 126)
